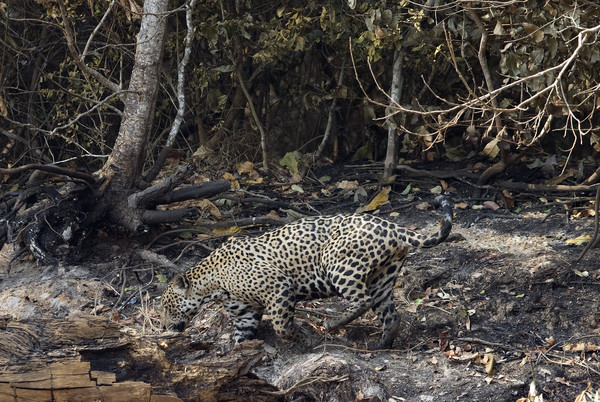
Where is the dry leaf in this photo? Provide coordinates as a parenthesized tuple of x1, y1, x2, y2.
(430, 185, 443, 194)
(415, 202, 430, 211)
(502, 189, 515, 208)
(515, 380, 544, 402)
(483, 201, 500, 211)
(222, 172, 240, 189)
(447, 351, 480, 362)
(562, 342, 600, 352)
(266, 210, 280, 218)
(236, 161, 256, 175)
(337, 180, 359, 190)
(565, 234, 591, 246)
(479, 353, 496, 375)
(455, 202, 468, 209)
(482, 137, 500, 158)
(212, 226, 244, 236)
(197, 199, 222, 219)
(544, 337, 556, 347)
(358, 186, 390, 212)
(280, 152, 299, 175)
(244, 176, 264, 184)
(572, 209, 595, 218)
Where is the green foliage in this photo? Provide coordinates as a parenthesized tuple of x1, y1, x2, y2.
(2, 0, 599, 171)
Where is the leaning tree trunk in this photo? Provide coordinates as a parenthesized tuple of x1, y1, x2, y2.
(91, 0, 170, 233)
(96, 0, 168, 191)
(382, 49, 403, 180)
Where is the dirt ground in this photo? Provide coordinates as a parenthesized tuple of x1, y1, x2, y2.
(1, 162, 600, 401)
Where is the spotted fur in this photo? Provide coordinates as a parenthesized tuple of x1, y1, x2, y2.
(161, 196, 453, 349)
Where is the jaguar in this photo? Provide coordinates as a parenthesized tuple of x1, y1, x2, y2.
(161, 196, 452, 349)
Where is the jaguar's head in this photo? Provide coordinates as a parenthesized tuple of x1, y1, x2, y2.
(160, 273, 199, 332)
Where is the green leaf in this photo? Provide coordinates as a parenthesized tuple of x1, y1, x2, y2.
(527, 158, 544, 169)
(401, 183, 412, 195)
(213, 64, 235, 73)
(279, 152, 299, 175)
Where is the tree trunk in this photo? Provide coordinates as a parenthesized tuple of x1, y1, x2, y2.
(383, 49, 403, 180)
(97, 0, 169, 191)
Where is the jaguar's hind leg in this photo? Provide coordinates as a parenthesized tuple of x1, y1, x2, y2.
(367, 260, 406, 349)
(265, 276, 302, 342)
(324, 268, 374, 330)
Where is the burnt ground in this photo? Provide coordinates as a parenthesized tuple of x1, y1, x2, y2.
(1, 161, 600, 401)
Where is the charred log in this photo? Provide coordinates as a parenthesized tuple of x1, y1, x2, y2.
(153, 180, 231, 206)
(141, 209, 199, 225)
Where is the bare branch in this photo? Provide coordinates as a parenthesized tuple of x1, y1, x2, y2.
(57, 0, 121, 93)
(0, 163, 96, 183)
(144, 0, 198, 183)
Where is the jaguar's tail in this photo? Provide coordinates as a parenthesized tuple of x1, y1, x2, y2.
(411, 195, 453, 248)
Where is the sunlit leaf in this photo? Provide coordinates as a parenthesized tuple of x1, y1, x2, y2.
(212, 226, 244, 235)
(482, 137, 500, 158)
(279, 152, 299, 175)
(565, 234, 591, 246)
(358, 186, 390, 212)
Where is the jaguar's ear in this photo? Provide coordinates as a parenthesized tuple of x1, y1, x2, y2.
(172, 274, 190, 293)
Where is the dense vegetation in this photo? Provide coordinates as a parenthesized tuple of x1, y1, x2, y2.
(2, 0, 598, 170)
(1, 0, 600, 262)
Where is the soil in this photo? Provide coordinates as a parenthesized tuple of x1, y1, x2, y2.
(1, 161, 599, 401)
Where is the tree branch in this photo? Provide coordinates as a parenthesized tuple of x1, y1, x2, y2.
(143, 0, 198, 183)
(57, 0, 121, 93)
(0, 164, 96, 183)
(236, 64, 268, 170)
(300, 56, 347, 178)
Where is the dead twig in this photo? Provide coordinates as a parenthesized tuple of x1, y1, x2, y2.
(542, 352, 600, 377)
(454, 337, 512, 349)
(574, 186, 600, 263)
(259, 374, 350, 396)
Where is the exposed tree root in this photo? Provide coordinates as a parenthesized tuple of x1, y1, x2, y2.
(0, 164, 231, 266)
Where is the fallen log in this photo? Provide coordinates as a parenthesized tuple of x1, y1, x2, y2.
(0, 315, 278, 401)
